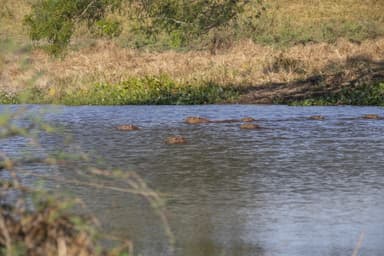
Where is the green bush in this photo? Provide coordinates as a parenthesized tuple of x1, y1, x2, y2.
(24, 0, 256, 55)
(0, 92, 19, 104)
(62, 76, 239, 105)
(94, 19, 122, 38)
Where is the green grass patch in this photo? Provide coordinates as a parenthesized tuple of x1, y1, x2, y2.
(0, 76, 239, 105)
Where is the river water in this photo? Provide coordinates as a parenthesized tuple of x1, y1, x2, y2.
(1, 105, 384, 256)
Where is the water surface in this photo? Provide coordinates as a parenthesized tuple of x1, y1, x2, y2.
(1, 105, 384, 256)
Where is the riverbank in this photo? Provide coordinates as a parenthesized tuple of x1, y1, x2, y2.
(1, 0, 384, 105)
(1, 38, 384, 105)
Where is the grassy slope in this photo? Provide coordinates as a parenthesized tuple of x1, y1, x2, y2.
(250, 0, 384, 45)
(0, 0, 383, 105)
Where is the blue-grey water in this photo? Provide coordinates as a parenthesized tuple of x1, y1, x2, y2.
(1, 105, 384, 256)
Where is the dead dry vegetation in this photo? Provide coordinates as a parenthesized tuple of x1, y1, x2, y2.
(1, 37, 384, 103)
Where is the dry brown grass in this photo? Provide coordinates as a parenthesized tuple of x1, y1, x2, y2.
(271, 0, 383, 25)
(1, 37, 384, 94)
(0, 0, 32, 40)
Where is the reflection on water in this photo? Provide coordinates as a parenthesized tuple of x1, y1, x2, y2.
(1, 105, 384, 256)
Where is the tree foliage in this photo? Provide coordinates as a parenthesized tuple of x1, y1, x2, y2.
(24, 0, 123, 55)
(24, 0, 258, 55)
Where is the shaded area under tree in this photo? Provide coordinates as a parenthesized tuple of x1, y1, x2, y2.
(238, 56, 384, 105)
